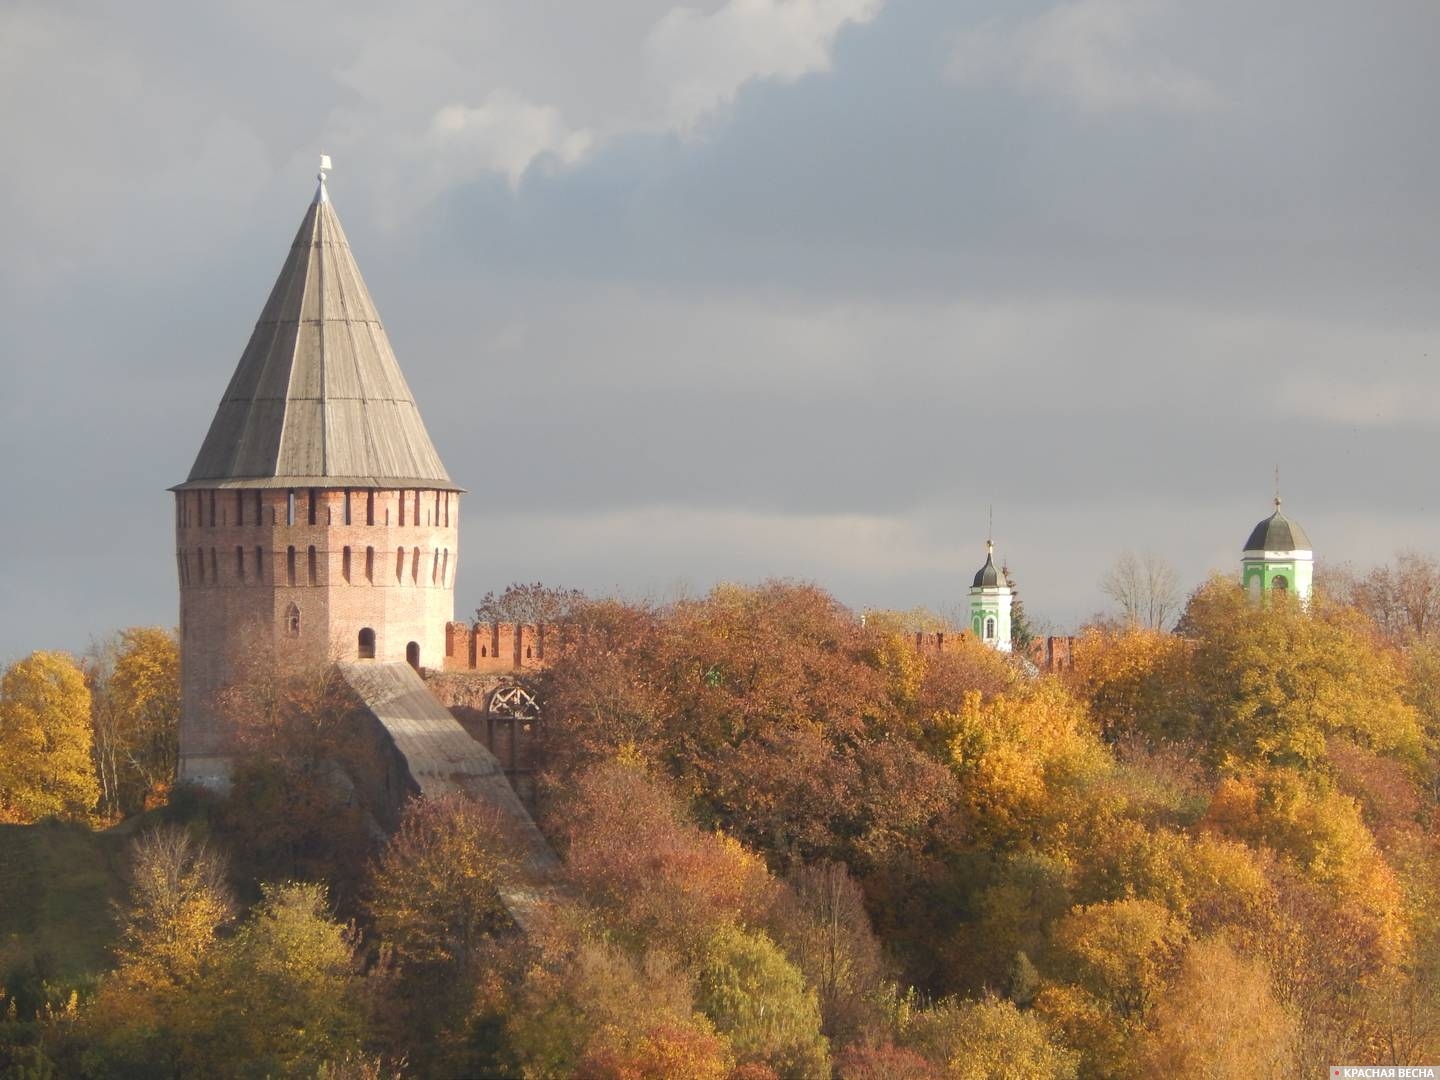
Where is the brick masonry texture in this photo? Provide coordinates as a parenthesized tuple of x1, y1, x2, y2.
(175, 485, 457, 780)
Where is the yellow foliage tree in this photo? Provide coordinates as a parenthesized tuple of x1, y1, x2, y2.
(1179, 578, 1425, 770)
(1048, 898, 1188, 1023)
(1034, 898, 1188, 1077)
(83, 826, 235, 1073)
(1204, 768, 1410, 964)
(1064, 625, 1186, 745)
(0, 651, 99, 822)
(89, 626, 179, 818)
(900, 994, 1078, 1079)
(112, 826, 235, 989)
(941, 684, 1112, 851)
(1138, 936, 1297, 1077)
(187, 882, 365, 1075)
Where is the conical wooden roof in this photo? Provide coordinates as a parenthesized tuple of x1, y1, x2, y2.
(178, 182, 457, 490)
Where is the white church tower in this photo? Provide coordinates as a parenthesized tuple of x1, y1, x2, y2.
(969, 540, 1013, 652)
(1241, 494, 1314, 606)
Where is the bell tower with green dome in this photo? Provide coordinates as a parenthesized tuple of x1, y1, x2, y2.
(969, 540, 1013, 652)
(1241, 495, 1313, 605)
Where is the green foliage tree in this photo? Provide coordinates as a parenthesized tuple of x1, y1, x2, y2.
(1003, 566, 1037, 654)
(188, 882, 366, 1076)
(696, 922, 830, 1077)
(0, 652, 100, 823)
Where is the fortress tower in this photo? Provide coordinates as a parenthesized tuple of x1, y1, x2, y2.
(172, 166, 460, 785)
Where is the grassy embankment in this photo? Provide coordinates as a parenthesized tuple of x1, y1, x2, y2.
(0, 820, 133, 986)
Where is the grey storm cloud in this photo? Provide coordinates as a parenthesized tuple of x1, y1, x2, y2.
(3, 0, 1440, 659)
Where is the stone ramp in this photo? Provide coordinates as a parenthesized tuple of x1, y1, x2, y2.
(337, 661, 559, 920)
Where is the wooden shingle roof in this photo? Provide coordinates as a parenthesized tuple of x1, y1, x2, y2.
(177, 182, 457, 491)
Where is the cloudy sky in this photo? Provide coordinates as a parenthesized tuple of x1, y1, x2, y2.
(3, 0, 1439, 658)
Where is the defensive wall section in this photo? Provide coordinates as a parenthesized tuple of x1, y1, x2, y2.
(440, 619, 1078, 675)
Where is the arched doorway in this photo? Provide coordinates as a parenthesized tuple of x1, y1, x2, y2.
(358, 627, 376, 659)
(406, 641, 420, 669)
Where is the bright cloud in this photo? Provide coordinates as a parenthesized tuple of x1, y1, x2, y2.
(949, 0, 1219, 113)
(647, 0, 885, 130)
(428, 92, 594, 189)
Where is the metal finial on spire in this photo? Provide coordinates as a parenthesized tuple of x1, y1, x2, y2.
(987, 504, 994, 555)
(315, 154, 332, 204)
(1274, 464, 1282, 510)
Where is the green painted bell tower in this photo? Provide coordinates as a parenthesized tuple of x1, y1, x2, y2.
(1241, 495, 1313, 605)
(969, 540, 1013, 652)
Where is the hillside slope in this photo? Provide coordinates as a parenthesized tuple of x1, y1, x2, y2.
(0, 821, 130, 983)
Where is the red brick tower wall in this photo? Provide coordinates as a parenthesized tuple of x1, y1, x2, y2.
(175, 485, 458, 782)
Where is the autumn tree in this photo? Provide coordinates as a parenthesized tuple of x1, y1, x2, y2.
(1177, 578, 1425, 771)
(1344, 550, 1440, 644)
(368, 794, 518, 971)
(696, 922, 830, 1077)
(1063, 625, 1185, 745)
(363, 794, 522, 1073)
(548, 759, 775, 959)
(834, 1042, 939, 1079)
(0, 652, 100, 822)
(1099, 551, 1180, 630)
(475, 582, 586, 627)
(1203, 768, 1409, 965)
(87, 626, 179, 818)
(537, 582, 959, 877)
(185, 882, 366, 1076)
(81, 826, 235, 1073)
(900, 995, 1078, 1079)
(940, 684, 1112, 853)
(213, 663, 379, 905)
(1138, 936, 1297, 1078)
(768, 860, 891, 1048)
(505, 921, 732, 1080)
(1048, 897, 1187, 1019)
(114, 826, 235, 987)
(1036, 898, 1187, 1076)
